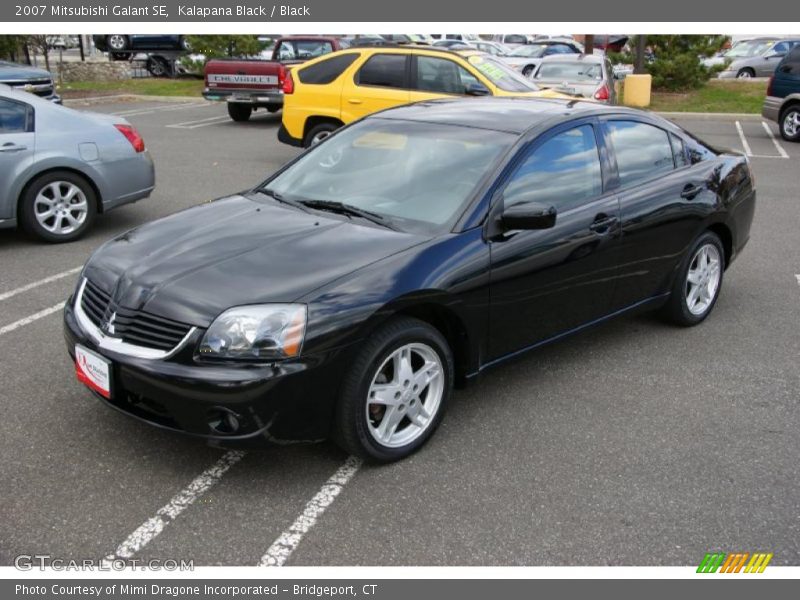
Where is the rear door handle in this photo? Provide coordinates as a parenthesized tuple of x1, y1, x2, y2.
(589, 213, 618, 234)
(681, 183, 704, 200)
(0, 143, 27, 153)
(347, 98, 363, 104)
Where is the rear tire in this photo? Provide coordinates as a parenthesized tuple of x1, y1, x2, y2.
(778, 105, 800, 142)
(266, 106, 280, 113)
(227, 103, 252, 122)
(333, 317, 454, 463)
(303, 122, 339, 147)
(660, 231, 724, 326)
(19, 171, 97, 243)
(106, 35, 128, 52)
(146, 56, 169, 77)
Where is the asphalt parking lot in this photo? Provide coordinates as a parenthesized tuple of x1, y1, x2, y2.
(1, 100, 798, 566)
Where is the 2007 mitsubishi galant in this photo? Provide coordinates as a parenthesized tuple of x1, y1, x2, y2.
(64, 97, 755, 462)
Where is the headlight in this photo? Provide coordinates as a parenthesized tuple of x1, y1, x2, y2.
(198, 304, 307, 360)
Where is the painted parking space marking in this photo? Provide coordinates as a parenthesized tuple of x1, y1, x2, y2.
(107, 450, 245, 560)
(166, 115, 232, 129)
(258, 456, 362, 566)
(0, 266, 81, 303)
(735, 121, 754, 157)
(761, 121, 789, 159)
(0, 302, 65, 337)
(795, 274, 800, 287)
(113, 103, 210, 117)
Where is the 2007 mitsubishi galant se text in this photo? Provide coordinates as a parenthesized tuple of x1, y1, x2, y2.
(64, 97, 755, 462)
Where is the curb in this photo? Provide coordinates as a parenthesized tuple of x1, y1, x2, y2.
(656, 111, 763, 120)
(64, 94, 202, 106)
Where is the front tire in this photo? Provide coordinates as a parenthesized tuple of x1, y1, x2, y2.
(779, 105, 800, 142)
(661, 231, 724, 326)
(227, 103, 252, 122)
(333, 317, 454, 462)
(736, 68, 754, 78)
(19, 171, 97, 243)
(106, 35, 128, 52)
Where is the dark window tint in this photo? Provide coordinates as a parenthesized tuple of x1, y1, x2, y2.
(503, 125, 602, 212)
(607, 121, 674, 187)
(545, 44, 577, 55)
(0, 99, 30, 133)
(670, 133, 689, 168)
(781, 47, 800, 73)
(276, 40, 334, 61)
(298, 53, 359, 84)
(505, 35, 528, 44)
(357, 54, 407, 88)
(415, 56, 479, 94)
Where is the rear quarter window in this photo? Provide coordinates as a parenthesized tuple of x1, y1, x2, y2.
(356, 54, 408, 88)
(298, 53, 360, 84)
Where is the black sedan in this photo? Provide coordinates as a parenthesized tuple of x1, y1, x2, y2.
(64, 98, 755, 462)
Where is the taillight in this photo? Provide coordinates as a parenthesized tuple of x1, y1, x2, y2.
(594, 84, 610, 101)
(766, 75, 774, 97)
(114, 124, 145, 153)
(281, 67, 294, 94)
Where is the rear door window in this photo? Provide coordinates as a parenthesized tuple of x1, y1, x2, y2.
(356, 54, 408, 88)
(606, 120, 675, 187)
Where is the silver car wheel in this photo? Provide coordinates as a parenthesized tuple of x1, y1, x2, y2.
(310, 131, 332, 145)
(736, 69, 753, 78)
(108, 35, 127, 50)
(783, 110, 800, 138)
(366, 343, 444, 448)
(34, 181, 88, 236)
(685, 243, 721, 316)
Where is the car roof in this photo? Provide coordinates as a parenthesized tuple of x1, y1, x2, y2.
(371, 96, 644, 135)
(539, 53, 604, 64)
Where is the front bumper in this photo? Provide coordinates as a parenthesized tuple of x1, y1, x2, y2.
(762, 95, 783, 123)
(63, 295, 351, 446)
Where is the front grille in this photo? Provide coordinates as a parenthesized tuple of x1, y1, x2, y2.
(7, 78, 54, 97)
(81, 279, 193, 352)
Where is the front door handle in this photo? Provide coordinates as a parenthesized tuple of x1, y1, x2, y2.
(0, 143, 27, 153)
(681, 183, 704, 200)
(589, 213, 618, 234)
(347, 98, 363, 104)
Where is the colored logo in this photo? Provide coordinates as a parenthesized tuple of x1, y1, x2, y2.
(697, 552, 773, 573)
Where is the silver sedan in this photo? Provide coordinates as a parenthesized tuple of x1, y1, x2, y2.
(0, 84, 154, 242)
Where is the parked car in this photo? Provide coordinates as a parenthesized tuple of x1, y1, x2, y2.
(339, 36, 391, 48)
(278, 46, 571, 147)
(502, 41, 583, 77)
(0, 84, 154, 242)
(715, 38, 800, 78)
(762, 46, 800, 142)
(203, 36, 343, 122)
(0, 61, 60, 104)
(473, 41, 512, 56)
(92, 34, 190, 60)
(65, 97, 755, 461)
(432, 39, 475, 49)
(490, 34, 534, 48)
(532, 54, 617, 103)
(433, 34, 482, 43)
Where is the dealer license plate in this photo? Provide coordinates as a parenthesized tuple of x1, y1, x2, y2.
(75, 345, 112, 399)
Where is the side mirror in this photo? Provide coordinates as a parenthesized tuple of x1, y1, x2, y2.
(500, 202, 557, 230)
(465, 82, 491, 96)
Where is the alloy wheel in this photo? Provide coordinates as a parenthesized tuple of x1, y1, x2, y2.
(365, 343, 444, 448)
(783, 110, 800, 138)
(311, 131, 332, 145)
(34, 181, 89, 236)
(108, 35, 127, 50)
(685, 243, 721, 316)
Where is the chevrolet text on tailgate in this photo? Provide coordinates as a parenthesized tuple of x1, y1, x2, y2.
(203, 36, 342, 122)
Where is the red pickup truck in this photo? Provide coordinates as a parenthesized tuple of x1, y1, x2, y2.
(203, 36, 343, 121)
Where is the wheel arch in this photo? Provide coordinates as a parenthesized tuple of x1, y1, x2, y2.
(303, 116, 344, 142)
(706, 222, 733, 270)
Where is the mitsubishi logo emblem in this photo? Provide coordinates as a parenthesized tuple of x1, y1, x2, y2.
(104, 312, 117, 335)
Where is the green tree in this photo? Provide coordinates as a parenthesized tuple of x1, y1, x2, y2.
(184, 35, 267, 60)
(0, 35, 28, 62)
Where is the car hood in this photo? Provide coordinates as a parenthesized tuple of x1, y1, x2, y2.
(82, 194, 427, 327)
(0, 60, 52, 80)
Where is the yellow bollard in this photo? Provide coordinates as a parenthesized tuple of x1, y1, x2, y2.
(622, 74, 652, 108)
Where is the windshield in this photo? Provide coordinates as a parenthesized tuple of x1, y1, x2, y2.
(510, 45, 547, 58)
(262, 120, 514, 233)
(535, 62, 603, 81)
(725, 40, 775, 58)
(465, 54, 540, 92)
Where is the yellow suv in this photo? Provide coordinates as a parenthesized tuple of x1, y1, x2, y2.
(278, 46, 570, 147)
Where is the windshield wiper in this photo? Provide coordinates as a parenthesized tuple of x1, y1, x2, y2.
(298, 200, 398, 230)
(259, 188, 309, 212)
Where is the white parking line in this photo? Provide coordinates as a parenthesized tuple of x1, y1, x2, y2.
(107, 450, 245, 560)
(0, 302, 65, 337)
(113, 103, 209, 117)
(735, 121, 753, 156)
(0, 267, 81, 303)
(761, 121, 790, 159)
(795, 274, 800, 287)
(166, 115, 231, 129)
(258, 456, 362, 566)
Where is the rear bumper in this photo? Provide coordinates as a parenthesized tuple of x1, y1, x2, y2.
(99, 151, 155, 212)
(278, 123, 304, 147)
(762, 96, 783, 122)
(202, 87, 283, 108)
